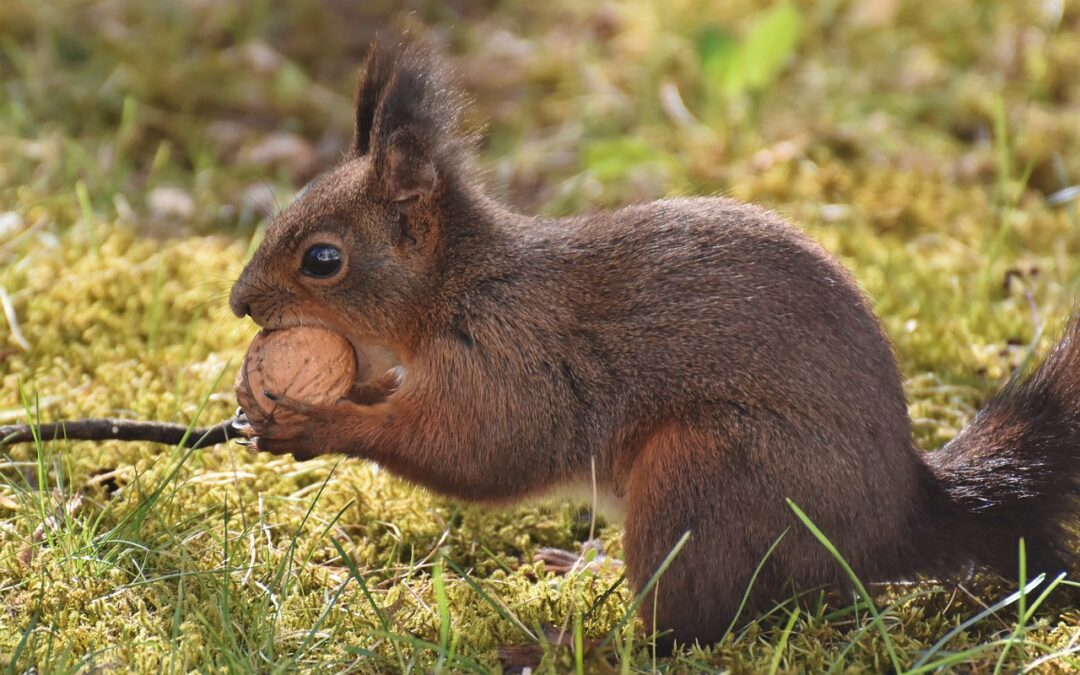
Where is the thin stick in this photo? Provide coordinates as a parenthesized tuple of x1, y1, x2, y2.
(0, 418, 236, 449)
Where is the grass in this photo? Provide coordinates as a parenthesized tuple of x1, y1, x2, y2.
(2, 0, 1080, 671)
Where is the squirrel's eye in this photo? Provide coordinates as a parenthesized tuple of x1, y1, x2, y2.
(300, 244, 343, 278)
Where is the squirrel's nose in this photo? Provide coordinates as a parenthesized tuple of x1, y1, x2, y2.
(229, 282, 253, 318)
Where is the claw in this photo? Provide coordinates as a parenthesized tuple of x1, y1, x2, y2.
(262, 391, 322, 416)
(235, 438, 252, 447)
(230, 412, 255, 438)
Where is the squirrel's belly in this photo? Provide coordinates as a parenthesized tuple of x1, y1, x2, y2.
(548, 481, 628, 525)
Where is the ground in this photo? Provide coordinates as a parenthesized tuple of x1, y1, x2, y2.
(2, 0, 1080, 672)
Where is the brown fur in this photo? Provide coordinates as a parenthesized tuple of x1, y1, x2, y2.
(230, 39, 1080, 648)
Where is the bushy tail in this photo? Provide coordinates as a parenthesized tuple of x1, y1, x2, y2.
(920, 315, 1080, 577)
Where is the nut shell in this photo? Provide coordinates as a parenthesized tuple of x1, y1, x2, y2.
(235, 327, 356, 428)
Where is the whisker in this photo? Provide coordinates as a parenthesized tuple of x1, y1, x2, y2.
(259, 180, 284, 219)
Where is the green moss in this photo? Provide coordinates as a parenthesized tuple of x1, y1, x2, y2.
(2, 0, 1080, 671)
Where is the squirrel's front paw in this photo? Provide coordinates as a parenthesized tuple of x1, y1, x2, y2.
(244, 390, 364, 460)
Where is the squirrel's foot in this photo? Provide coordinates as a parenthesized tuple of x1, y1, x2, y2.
(499, 625, 607, 674)
(535, 540, 623, 574)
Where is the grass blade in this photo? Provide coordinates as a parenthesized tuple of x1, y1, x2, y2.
(443, 557, 539, 643)
(723, 528, 788, 640)
(433, 556, 451, 672)
(787, 499, 902, 673)
(912, 573, 1047, 670)
(600, 530, 691, 649)
(331, 538, 407, 672)
(768, 607, 799, 675)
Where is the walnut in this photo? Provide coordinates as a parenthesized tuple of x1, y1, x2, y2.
(235, 327, 356, 428)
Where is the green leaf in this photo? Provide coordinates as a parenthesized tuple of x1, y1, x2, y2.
(737, 3, 803, 93)
(582, 137, 664, 181)
(697, 26, 740, 87)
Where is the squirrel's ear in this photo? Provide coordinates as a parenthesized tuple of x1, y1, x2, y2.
(358, 37, 466, 204)
(354, 42, 393, 156)
(384, 128, 436, 203)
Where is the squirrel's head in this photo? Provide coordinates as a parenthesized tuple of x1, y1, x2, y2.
(229, 39, 475, 357)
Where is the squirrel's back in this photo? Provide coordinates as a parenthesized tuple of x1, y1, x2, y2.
(501, 197, 913, 448)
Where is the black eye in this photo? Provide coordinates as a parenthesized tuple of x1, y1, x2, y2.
(301, 244, 343, 278)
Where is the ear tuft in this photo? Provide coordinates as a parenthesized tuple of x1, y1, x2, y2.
(352, 35, 473, 188)
(354, 40, 396, 157)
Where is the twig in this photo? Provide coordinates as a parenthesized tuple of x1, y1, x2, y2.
(0, 417, 237, 449)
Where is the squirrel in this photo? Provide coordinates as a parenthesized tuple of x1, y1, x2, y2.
(229, 39, 1080, 649)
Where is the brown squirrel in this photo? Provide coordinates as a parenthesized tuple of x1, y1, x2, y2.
(230, 40, 1080, 648)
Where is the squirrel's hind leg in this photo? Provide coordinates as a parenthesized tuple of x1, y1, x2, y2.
(621, 422, 795, 651)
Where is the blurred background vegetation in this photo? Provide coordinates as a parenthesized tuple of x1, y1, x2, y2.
(2, 0, 1080, 672)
